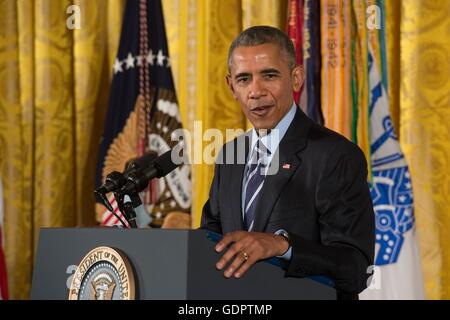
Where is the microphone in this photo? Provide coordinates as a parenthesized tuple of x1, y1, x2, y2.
(94, 152, 158, 210)
(124, 152, 158, 175)
(118, 149, 180, 196)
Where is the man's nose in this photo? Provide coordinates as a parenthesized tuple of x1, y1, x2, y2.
(248, 79, 266, 99)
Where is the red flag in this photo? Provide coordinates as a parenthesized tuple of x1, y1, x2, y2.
(0, 180, 8, 300)
(0, 229, 8, 300)
(287, 0, 304, 104)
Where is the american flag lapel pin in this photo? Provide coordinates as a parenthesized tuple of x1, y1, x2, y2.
(282, 163, 290, 170)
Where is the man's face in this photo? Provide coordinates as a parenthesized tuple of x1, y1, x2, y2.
(227, 43, 303, 130)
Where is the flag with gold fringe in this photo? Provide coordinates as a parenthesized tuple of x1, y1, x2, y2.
(96, 0, 191, 228)
(287, 0, 304, 105)
(287, 0, 324, 124)
(359, 0, 424, 299)
(303, 0, 323, 124)
(320, 0, 353, 139)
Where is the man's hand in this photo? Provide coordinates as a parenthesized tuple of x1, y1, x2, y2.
(215, 231, 289, 279)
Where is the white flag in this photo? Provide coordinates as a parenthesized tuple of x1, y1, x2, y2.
(359, 46, 425, 300)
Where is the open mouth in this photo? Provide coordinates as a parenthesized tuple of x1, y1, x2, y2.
(250, 105, 274, 116)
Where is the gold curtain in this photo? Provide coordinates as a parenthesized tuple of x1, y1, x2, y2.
(385, 0, 401, 134)
(0, 0, 125, 299)
(398, 0, 450, 299)
(2, 0, 449, 300)
(385, 0, 450, 299)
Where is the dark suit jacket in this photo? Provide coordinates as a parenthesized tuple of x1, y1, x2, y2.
(201, 107, 375, 296)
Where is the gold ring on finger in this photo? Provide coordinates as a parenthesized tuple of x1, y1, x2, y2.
(243, 252, 249, 261)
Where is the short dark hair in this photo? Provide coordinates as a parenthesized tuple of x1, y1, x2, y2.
(227, 26, 296, 71)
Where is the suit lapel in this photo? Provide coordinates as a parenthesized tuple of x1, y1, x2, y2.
(251, 108, 312, 232)
(227, 133, 251, 231)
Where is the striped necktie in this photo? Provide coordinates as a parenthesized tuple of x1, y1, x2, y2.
(243, 139, 271, 231)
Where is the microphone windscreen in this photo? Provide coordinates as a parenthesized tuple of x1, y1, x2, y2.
(125, 151, 158, 175)
(155, 149, 179, 177)
(134, 151, 158, 168)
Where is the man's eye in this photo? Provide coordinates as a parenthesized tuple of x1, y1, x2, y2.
(264, 74, 277, 79)
(237, 77, 250, 83)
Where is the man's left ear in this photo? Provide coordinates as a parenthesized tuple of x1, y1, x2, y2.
(292, 65, 304, 92)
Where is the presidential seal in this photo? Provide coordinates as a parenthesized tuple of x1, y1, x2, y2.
(68, 247, 135, 300)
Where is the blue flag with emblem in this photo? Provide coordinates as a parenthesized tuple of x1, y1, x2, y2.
(95, 0, 191, 228)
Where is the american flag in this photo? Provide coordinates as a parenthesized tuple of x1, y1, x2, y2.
(99, 194, 130, 228)
(95, 0, 191, 228)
